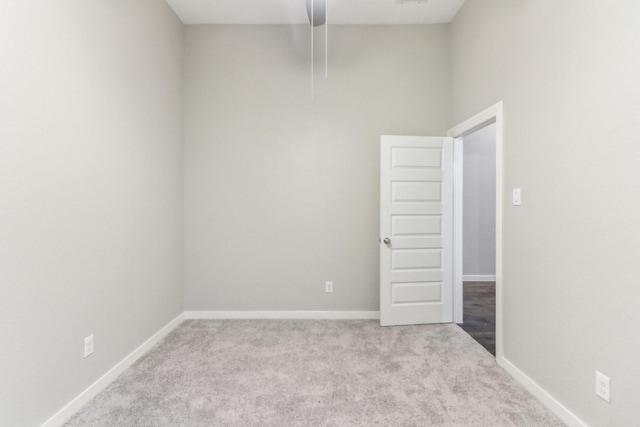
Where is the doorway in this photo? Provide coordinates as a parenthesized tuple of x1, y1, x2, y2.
(448, 102, 504, 360)
(456, 124, 497, 355)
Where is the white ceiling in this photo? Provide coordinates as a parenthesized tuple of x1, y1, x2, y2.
(166, 0, 467, 25)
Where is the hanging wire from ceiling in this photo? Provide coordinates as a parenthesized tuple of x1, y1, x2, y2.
(311, 0, 314, 99)
(325, 0, 328, 79)
(308, 0, 328, 100)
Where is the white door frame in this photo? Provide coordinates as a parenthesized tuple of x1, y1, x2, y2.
(447, 101, 504, 360)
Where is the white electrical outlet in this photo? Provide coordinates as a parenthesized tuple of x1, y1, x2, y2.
(84, 334, 94, 358)
(595, 371, 610, 403)
(325, 281, 333, 293)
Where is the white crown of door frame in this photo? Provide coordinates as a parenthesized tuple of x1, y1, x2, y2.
(447, 101, 504, 361)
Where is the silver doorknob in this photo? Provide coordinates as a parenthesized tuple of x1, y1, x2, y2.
(383, 238, 391, 244)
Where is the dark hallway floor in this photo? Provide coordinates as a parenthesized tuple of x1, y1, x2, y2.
(457, 281, 496, 356)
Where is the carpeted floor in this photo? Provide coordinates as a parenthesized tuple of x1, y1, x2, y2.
(66, 320, 563, 426)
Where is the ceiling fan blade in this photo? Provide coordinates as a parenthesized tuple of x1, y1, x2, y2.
(305, 0, 327, 26)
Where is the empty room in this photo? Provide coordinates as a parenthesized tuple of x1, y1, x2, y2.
(1, 1, 639, 426)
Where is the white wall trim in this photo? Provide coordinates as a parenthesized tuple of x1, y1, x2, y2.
(41, 313, 185, 427)
(41, 309, 587, 427)
(449, 104, 500, 137)
(462, 275, 496, 282)
(448, 101, 504, 360)
(497, 356, 588, 427)
(452, 137, 464, 324)
(184, 311, 380, 320)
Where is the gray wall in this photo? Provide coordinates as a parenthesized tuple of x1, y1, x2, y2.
(5, 2, 637, 424)
(0, 2, 184, 425)
(463, 123, 496, 277)
(451, 1, 640, 425)
(184, 25, 451, 311)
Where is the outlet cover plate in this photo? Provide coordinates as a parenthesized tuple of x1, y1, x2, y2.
(325, 281, 333, 293)
(595, 371, 610, 403)
(84, 334, 94, 358)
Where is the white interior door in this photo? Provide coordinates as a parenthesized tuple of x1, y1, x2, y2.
(380, 136, 453, 326)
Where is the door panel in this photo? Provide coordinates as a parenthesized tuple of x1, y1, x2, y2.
(392, 216, 441, 236)
(380, 136, 453, 326)
(391, 182, 442, 202)
(392, 249, 442, 270)
(392, 282, 442, 304)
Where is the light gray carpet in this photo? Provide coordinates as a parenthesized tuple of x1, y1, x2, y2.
(66, 320, 564, 426)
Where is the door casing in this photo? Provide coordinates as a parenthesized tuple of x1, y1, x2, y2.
(447, 101, 504, 360)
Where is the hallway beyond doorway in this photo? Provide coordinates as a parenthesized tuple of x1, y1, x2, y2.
(458, 281, 496, 356)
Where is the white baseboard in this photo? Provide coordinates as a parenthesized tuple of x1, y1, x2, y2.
(463, 275, 496, 282)
(40, 311, 586, 427)
(184, 311, 380, 320)
(41, 313, 185, 427)
(497, 356, 587, 427)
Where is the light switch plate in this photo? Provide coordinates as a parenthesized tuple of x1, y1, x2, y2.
(513, 188, 522, 206)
